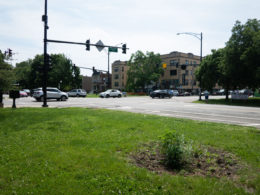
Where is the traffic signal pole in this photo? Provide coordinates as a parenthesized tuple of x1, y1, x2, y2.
(42, 0, 127, 107)
(42, 0, 48, 107)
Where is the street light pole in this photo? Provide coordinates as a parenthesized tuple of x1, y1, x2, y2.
(107, 50, 110, 89)
(177, 32, 203, 100)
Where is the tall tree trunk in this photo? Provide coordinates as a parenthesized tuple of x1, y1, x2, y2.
(0, 90, 3, 108)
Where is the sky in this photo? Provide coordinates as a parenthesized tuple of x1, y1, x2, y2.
(0, 0, 259, 76)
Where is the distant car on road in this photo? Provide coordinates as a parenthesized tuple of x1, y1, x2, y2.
(179, 91, 191, 96)
(201, 90, 210, 96)
(33, 87, 68, 101)
(239, 89, 253, 96)
(19, 90, 28, 97)
(22, 89, 31, 96)
(68, 89, 87, 97)
(150, 90, 173, 99)
(168, 90, 179, 96)
(99, 89, 122, 98)
(216, 89, 225, 95)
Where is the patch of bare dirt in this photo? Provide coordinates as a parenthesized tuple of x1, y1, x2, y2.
(130, 142, 243, 179)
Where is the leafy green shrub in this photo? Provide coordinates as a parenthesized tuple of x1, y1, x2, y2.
(161, 132, 193, 169)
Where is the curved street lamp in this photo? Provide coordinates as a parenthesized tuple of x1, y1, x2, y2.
(177, 32, 203, 100)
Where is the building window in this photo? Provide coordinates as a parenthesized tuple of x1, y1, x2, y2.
(122, 67, 124, 72)
(114, 82, 119, 87)
(170, 60, 177, 66)
(182, 74, 186, 85)
(193, 61, 197, 65)
(170, 70, 177, 76)
(185, 70, 189, 75)
(114, 74, 119, 79)
(185, 60, 189, 65)
(114, 67, 119, 72)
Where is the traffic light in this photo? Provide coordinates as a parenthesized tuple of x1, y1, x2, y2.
(8, 48, 12, 57)
(92, 66, 96, 72)
(46, 54, 52, 70)
(122, 44, 126, 54)
(86, 39, 90, 51)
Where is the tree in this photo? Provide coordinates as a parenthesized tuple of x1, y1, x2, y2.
(224, 19, 260, 90)
(196, 19, 260, 100)
(195, 49, 223, 92)
(14, 54, 81, 91)
(126, 51, 163, 92)
(14, 60, 32, 89)
(0, 50, 15, 107)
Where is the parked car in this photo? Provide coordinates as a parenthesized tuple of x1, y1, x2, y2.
(99, 89, 122, 98)
(33, 87, 68, 101)
(239, 89, 253, 96)
(169, 90, 179, 96)
(150, 90, 173, 99)
(68, 89, 87, 97)
(179, 91, 191, 96)
(216, 89, 225, 95)
(19, 90, 28, 97)
(22, 89, 31, 96)
(201, 90, 210, 96)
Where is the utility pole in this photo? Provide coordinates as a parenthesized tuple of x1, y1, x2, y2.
(42, 0, 48, 107)
(107, 51, 110, 89)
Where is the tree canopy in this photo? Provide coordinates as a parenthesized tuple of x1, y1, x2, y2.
(196, 19, 260, 99)
(126, 51, 163, 92)
(0, 50, 15, 92)
(14, 54, 81, 91)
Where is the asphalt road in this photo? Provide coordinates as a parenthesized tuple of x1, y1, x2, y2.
(3, 95, 260, 129)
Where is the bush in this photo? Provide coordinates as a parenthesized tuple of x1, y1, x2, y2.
(161, 132, 193, 169)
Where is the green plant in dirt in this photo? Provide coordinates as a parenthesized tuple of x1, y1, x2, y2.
(160, 131, 193, 169)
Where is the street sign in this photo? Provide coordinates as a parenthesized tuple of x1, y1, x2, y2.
(96, 40, 104, 52)
(108, 47, 118, 52)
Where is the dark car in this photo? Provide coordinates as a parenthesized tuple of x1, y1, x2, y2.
(150, 90, 173, 99)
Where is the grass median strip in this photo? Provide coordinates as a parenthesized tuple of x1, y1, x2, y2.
(0, 108, 259, 194)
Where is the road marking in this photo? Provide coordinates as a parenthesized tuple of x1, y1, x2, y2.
(162, 110, 260, 121)
(155, 113, 255, 126)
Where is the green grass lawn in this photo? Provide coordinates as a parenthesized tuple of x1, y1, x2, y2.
(86, 94, 99, 98)
(193, 97, 260, 107)
(0, 108, 259, 194)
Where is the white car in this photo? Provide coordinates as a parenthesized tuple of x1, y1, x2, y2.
(99, 89, 122, 98)
(68, 89, 87, 97)
(33, 87, 68, 101)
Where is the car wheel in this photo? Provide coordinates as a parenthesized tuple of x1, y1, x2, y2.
(118, 94, 121, 98)
(106, 94, 110, 98)
(40, 96, 44, 102)
(61, 96, 66, 101)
